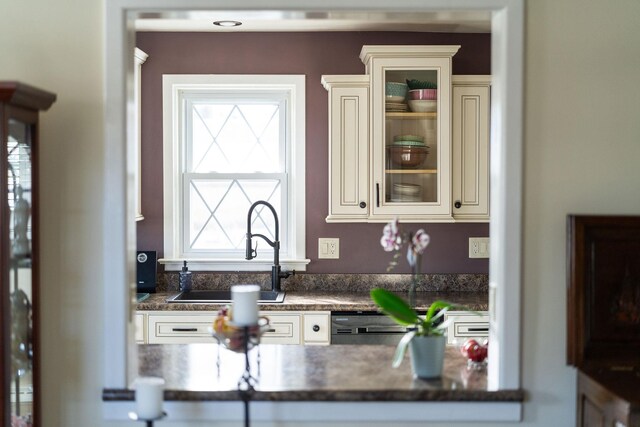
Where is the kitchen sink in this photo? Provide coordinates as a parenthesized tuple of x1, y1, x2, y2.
(165, 290, 285, 304)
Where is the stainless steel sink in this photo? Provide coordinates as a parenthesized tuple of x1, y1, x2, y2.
(165, 290, 285, 304)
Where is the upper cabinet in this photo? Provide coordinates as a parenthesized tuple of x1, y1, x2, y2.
(361, 45, 459, 222)
(322, 75, 370, 222)
(323, 45, 490, 223)
(452, 75, 491, 222)
(134, 48, 148, 222)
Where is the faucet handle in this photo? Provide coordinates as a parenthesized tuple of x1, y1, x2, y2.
(246, 236, 259, 260)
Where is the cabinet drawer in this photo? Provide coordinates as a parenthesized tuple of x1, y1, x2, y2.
(148, 314, 215, 344)
(303, 312, 330, 345)
(444, 311, 489, 345)
(261, 313, 301, 345)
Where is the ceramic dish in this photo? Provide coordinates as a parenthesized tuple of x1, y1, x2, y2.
(394, 134, 424, 143)
(387, 145, 429, 168)
(408, 99, 437, 113)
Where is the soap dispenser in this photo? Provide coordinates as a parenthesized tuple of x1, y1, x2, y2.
(179, 260, 192, 292)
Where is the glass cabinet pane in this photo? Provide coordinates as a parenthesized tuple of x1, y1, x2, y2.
(7, 118, 34, 424)
(384, 68, 439, 205)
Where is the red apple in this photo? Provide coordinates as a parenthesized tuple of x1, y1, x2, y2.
(461, 339, 479, 357)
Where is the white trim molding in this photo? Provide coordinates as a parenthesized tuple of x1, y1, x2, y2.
(105, 0, 524, 421)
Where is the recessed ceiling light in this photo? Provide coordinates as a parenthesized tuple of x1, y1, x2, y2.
(213, 20, 242, 27)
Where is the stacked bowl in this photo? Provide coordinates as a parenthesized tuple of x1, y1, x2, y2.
(387, 135, 429, 169)
(385, 82, 408, 112)
(408, 89, 437, 112)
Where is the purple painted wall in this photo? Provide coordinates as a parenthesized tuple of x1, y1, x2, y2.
(136, 31, 490, 274)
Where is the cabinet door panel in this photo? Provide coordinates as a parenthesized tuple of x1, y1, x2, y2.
(323, 75, 370, 222)
(452, 78, 490, 221)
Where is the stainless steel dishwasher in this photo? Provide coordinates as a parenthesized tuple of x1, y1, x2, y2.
(331, 311, 415, 345)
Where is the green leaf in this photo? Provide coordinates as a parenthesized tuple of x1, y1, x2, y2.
(370, 288, 419, 326)
(425, 300, 455, 322)
(392, 330, 416, 368)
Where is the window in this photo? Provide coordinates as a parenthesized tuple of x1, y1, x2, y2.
(161, 75, 308, 271)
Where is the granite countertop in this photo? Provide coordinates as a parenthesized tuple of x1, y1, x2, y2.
(103, 344, 523, 402)
(137, 291, 488, 312)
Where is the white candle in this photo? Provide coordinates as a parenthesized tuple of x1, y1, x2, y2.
(135, 376, 165, 420)
(231, 284, 260, 326)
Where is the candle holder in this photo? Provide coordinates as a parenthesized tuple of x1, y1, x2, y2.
(128, 411, 167, 427)
(211, 312, 270, 353)
(211, 308, 269, 427)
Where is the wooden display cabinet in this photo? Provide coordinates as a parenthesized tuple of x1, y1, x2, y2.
(567, 215, 640, 427)
(0, 82, 56, 427)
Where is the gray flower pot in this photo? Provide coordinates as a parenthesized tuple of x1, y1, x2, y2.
(409, 335, 446, 378)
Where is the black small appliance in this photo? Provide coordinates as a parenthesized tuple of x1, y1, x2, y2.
(136, 250, 157, 293)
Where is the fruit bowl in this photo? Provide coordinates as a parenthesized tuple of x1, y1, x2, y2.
(211, 306, 270, 352)
(387, 145, 429, 168)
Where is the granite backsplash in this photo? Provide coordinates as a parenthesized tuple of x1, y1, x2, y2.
(156, 272, 488, 293)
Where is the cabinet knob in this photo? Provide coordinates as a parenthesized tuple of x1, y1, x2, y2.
(454, 201, 462, 209)
(312, 325, 320, 332)
(359, 201, 366, 209)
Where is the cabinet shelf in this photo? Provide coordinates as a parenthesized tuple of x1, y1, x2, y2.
(386, 112, 437, 119)
(385, 169, 437, 174)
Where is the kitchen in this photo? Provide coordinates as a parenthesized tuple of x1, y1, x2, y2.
(5, 0, 638, 425)
(120, 10, 512, 424)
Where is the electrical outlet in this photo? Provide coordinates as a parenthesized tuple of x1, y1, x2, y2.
(469, 237, 490, 258)
(318, 238, 340, 259)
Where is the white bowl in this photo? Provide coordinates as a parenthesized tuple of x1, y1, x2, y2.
(408, 100, 437, 113)
(386, 95, 405, 103)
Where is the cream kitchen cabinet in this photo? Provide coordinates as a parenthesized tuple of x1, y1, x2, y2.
(143, 311, 332, 345)
(361, 45, 459, 222)
(452, 76, 491, 222)
(322, 75, 370, 222)
(444, 310, 489, 346)
(324, 46, 487, 223)
(302, 311, 331, 345)
(135, 312, 147, 344)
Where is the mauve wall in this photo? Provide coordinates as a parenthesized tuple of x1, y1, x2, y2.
(136, 31, 490, 274)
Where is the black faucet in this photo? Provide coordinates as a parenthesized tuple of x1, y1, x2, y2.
(245, 200, 293, 292)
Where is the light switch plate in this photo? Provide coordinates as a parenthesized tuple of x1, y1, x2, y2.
(318, 238, 340, 259)
(469, 237, 490, 258)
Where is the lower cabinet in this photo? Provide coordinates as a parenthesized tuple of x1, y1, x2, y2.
(577, 370, 639, 427)
(135, 312, 146, 344)
(444, 311, 489, 345)
(142, 311, 330, 346)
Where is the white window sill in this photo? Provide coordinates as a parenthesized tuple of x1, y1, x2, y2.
(159, 258, 310, 272)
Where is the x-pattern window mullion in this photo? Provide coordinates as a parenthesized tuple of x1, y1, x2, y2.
(189, 179, 236, 248)
(192, 104, 233, 172)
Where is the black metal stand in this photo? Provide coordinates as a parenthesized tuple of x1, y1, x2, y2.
(238, 326, 258, 427)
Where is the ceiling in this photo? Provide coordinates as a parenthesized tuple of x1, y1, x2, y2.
(135, 10, 492, 33)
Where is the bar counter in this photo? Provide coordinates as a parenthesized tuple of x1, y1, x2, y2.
(103, 343, 523, 402)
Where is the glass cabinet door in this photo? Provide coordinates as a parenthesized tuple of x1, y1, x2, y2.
(384, 68, 439, 205)
(7, 117, 35, 425)
(361, 46, 458, 221)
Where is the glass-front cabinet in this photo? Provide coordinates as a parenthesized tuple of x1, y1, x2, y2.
(360, 45, 459, 221)
(0, 82, 55, 427)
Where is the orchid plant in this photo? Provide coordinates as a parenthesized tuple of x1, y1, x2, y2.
(380, 218, 430, 273)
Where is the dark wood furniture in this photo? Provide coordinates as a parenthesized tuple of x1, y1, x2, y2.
(0, 82, 56, 427)
(567, 215, 640, 427)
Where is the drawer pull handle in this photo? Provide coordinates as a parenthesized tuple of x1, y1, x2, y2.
(467, 327, 489, 332)
(312, 325, 320, 332)
(172, 327, 198, 332)
(267, 328, 277, 333)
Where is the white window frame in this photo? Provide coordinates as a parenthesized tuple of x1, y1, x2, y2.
(161, 74, 309, 272)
